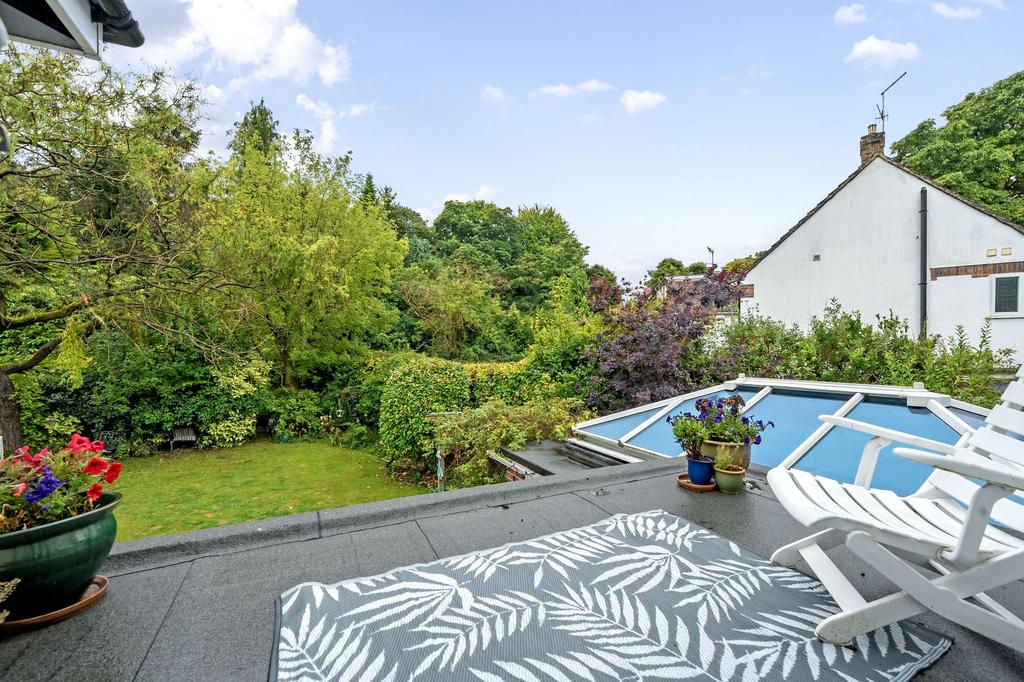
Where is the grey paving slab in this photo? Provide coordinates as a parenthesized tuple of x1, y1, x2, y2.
(415, 491, 609, 558)
(134, 521, 435, 682)
(0, 562, 189, 682)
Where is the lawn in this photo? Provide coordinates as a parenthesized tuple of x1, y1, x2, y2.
(112, 440, 423, 541)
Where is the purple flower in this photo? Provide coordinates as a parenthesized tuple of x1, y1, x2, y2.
(754, 435, 763, 445)
(741, 416, 749, 425)
(23, 467, 63, 505)
(743, 437, 750, 445)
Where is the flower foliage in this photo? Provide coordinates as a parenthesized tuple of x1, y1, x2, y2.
(0, 434, 121, 533)
(667, 396, 773, 458)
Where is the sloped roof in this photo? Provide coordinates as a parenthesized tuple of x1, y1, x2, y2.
(745, 155, 1024, 276)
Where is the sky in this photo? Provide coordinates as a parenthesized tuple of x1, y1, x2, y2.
(107, 1, 1022, 285)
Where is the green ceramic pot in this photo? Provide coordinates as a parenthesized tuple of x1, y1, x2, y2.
(714, 466, 746, 494)
(0, 493, 120, 618)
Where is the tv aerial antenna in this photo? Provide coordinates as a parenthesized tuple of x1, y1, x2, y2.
(876, 71, 907, 133)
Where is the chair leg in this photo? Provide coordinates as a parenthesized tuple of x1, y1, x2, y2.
(770, 529, 845, 567)
(816, 531, 1024, 652)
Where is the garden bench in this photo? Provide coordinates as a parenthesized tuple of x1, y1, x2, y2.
(170, 427, 198, 451)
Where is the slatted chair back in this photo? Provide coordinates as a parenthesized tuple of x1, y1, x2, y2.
(926, 369, 1024, 532)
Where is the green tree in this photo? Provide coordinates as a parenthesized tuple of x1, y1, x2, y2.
(359, 172, 379, 205)
(398, 264, 528, 360)
(506, 206, 589, 312)
(891, 71, 1024, 224)
(0, 48, 213, 450)
(644, 258, 686, 288)
(586, 263, 617, 285)
(228, 98, 280, 157)
(684, 262, 708, 275)
(200, 133, 407, 388)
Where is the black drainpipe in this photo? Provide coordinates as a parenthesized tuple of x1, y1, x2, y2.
(919, 187, 928, 337)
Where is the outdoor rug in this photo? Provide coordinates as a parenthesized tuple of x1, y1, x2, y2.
(271, 510, 951, 681)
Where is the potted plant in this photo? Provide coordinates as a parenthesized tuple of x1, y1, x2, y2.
(668, 395, 773, 487)
(713, 450, 746, 494)
(669, 414, 715, 486)
(0, 434, 123, 619)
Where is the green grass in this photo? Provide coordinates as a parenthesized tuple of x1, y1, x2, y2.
(113, 440, 423, 541)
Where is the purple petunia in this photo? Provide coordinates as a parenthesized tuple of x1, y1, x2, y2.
(754, 435, 763, 445)
(23, 467, 63, 505)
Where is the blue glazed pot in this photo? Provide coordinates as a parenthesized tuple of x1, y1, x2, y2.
(686, 456, 715, 486)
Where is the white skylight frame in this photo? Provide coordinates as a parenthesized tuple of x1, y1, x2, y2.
(573, 375, 990, 466)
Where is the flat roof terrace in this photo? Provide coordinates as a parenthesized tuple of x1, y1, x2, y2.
(0, 460, 1020, 680)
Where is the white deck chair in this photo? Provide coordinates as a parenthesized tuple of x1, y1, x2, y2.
(767, 367, 1024, 651)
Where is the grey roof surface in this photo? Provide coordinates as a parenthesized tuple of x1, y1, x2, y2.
(1, 459, 1020, 681)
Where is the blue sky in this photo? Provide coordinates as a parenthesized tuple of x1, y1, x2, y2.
(111, 1, 1022, 284)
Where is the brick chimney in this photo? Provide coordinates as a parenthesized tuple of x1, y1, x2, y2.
(859, 124, 885, 166)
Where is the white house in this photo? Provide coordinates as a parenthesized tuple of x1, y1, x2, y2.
(741, 126, 1024, 360)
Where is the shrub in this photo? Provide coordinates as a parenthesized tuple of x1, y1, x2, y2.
(378, 356, 471, 471)
(201, 412, 257, 449)
(433, 398, 585, 489)
(268, 389, 324, 441)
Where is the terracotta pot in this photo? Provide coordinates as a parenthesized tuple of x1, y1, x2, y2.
(0, 493, 120, 619)
(714, 465, 746, 494)
(700, 439, 752, 470)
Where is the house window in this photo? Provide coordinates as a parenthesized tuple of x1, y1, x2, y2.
(993, 276, 1020, 314)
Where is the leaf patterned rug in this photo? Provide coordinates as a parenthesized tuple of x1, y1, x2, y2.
(271, 510, 950, 681)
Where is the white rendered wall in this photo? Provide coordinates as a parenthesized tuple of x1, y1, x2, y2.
(742, 157, 1024, 359)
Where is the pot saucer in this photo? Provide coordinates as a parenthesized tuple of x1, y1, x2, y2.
(0, 575, 108, 635)
(677, 473, 716, 492)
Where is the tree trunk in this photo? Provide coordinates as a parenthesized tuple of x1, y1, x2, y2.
(0, 372, 23, 454)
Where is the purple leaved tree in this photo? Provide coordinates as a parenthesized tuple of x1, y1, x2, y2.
(587, 267, 740, 412)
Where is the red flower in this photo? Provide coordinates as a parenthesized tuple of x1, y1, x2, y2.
(14, 446, 29, 458)
(89, 440, 105, 453)
(103, 461, 123, 484)
(67, 434, 92, 455)
(86, 483, 103, 501)
(82, 457, 108, 475)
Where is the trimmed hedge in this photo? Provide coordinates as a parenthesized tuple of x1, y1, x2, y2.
(378, 356, 472, 469)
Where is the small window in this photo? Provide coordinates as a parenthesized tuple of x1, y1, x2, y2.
(994, 276, 1020, 314)
(812, 254, 821, 261)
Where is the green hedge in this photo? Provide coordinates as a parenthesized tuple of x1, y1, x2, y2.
(378, 356, 472, 470)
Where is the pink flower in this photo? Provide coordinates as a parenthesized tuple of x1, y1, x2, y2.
(13, 483, 27, 497)
(89, 440, 105, 453)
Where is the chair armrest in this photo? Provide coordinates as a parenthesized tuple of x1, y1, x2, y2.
(892, 447, 1024, 492)
(820, 415, 959, 454)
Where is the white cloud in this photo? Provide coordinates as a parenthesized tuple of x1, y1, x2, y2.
(480, 84, 511, 108)
(532, 83, 577, 97)
(112, 0, 349, 89)
(531, 79, 616, 97)
(620, 89, 667, 114)
(843, 35, 922, 67)
(834, 4, 868, 24)
(296, 93, 376, 153)
(970, 0, 1004, 8)
(577, 79, 616, 93)
(931, 2, 983, 18)
(443, 185, 496, 204)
